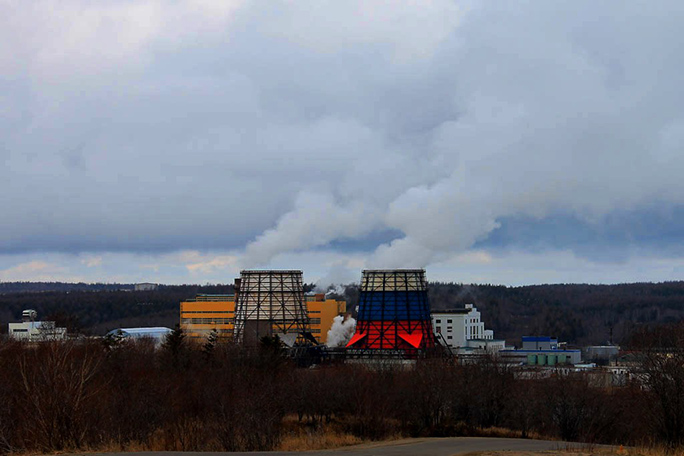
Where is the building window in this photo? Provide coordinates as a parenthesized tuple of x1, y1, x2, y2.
(447, 319, 452, 324)
(447, 336, 452, 340)
(310, 318, 321, 324)
(181, 311, 232, 314)
(182, 318, 233, 325)
(436, 319, 441, 323)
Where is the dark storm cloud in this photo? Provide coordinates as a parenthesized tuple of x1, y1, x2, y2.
(478, 206, 684, 263)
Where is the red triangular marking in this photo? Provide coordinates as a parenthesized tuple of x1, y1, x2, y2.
(398, 331, 423, 348)
(346, 332, 367, 347)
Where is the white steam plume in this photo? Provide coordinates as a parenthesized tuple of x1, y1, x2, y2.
(326, 285, 346, 296)
(242, 192, 380, 267)
(237, 2, 684, 272)
(326, 315, 356, 347)
(314, 263, 356, 293)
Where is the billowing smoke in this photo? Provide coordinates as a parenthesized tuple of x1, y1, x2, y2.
(326, 285, 346, 297)
(326, 315, 356, 347)
(314, 263, 356, 294)
(236, 2, 684, 273)
(242, 192, 380, 268)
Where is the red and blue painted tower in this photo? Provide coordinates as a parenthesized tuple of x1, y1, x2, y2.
(347, 269, 437, 354)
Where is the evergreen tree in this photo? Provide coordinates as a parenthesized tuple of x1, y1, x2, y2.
(102, 329, 125, 351)
(163, 324, 186, 367)
(203, 329, 219, 361)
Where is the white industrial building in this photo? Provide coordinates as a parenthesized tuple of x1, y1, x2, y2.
(105, 327, 172, 346)
(432, 304, 505, 353)
(8, 309, 67, 341)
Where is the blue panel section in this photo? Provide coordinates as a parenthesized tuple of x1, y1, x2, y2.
(358, 291, 431, 321)
(522, 336, 554, 342)
(500, 349, 580, 353)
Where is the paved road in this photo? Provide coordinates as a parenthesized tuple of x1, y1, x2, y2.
(90, 437, 580, 456)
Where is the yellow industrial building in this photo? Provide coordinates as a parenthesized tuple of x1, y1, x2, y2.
(180, 294, 235, 340)
(180, 293, 345, 344)
(305, 293, 347, 342)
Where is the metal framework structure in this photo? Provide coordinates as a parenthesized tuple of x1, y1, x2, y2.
(233, 270, 311, 346)
(346, 269, 437, 356)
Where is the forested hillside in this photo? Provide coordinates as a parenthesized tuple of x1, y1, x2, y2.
(450, 282, 684, 346)
(0, 282, 135, 293)
(3, 281, 684, 344)
(0, 284, 235, 335)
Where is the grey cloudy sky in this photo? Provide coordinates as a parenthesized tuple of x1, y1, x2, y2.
(2, 0, 684, 285)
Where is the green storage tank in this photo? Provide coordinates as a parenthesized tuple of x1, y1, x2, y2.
(537, 354, 547, 365)
(557, 355, 566, 364)
(527, 354, 537, 365)
(547, 354, 557, 366)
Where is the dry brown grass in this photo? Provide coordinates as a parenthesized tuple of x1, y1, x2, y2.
(277, 420, 365, 451)
(277, 428, 364, 451)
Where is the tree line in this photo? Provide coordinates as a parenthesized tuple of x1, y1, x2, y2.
(1, 323, 684, 454)
(3, 280, 684, 345)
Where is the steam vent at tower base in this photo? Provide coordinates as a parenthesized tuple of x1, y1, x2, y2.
(346, 269, 438, 358)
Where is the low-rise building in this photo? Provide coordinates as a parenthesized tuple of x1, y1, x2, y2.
(583, 345, 620, 365)
(8, 309, 67, 341)
(466, 338, 507, 352)
(105, 327, 172, 345)
(500, 336, 582, 365)
(522, 336, 558, 350)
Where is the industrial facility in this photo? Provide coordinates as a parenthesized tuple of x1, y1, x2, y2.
(175, 267, 594, 367)
(181, 270, 346, 347)
(432, 304, 506, 353)
(180, 293, 236, 340)
(346, 269, 438, 357)
(2, 269, 593, 369)
(500, 336, 582, 365)
(233, 270, 311, 346)
(306, 293, 347, 343)
(105, 327, 173, 346)
(7, 309, 67, 341)
(180, 290, 345, 345)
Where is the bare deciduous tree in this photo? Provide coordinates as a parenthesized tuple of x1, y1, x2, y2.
(17, 342, 102, 451)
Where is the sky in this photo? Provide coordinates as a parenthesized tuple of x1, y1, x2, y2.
(2, 0, 684, 286)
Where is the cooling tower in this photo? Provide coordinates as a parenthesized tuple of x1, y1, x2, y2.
(347, 269, 437, 354)
(233, 270, 311, 347)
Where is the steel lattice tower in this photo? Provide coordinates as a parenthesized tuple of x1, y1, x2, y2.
(233, 270, 311, 346)
(347, 269, 437, 355)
